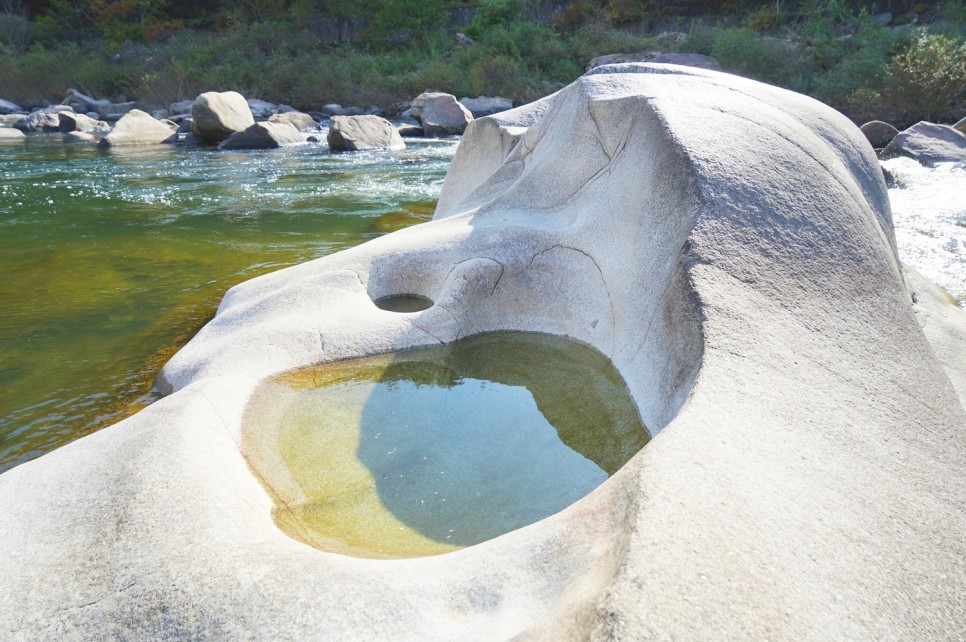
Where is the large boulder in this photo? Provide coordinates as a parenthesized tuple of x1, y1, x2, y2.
(0, 114, 23, 127)
(217, 122, 305, 150)
(191, 91, 255, 143)
(327, 115, 405, 151)
(0, 128, 25, 142)
(99, 109, 176, 146)
(882, 121, 966, 164)
(268, 111, 318, 131)
(14, 110, 61, 132)
(860, 120, 899, 148)
(410, 91, 474, 137)
(459, 95, 513, 118)
(2, 64, 966, 641)
(0, 98, 23, 115)
(58, 112, 108, 134)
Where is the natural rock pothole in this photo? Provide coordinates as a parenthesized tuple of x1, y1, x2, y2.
(242, 331, 648, 559)
(373, 293, 434, 313)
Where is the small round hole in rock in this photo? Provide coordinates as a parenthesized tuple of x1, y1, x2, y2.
(374, 294, 434, 312)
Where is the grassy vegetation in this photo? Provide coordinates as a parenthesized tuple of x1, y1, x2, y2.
(0, 0, 964, 127)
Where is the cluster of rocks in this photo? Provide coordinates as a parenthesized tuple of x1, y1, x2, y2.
(860, 118, 966, 165)
(0, 89, 513, 153)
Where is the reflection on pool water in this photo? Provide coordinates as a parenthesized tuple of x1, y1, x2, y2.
(243, 331, 648, 559)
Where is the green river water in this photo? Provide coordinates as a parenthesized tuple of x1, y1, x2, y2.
(0, 135, 457, 474)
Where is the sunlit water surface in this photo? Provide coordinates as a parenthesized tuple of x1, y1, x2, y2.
(881, 157, 966, 304)
(0, 134, 456, 473)
(243, 332, 648, 558)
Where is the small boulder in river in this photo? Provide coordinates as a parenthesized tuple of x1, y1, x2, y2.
(327, 115, 405, 151)
(58, 112, 108, 134)
(268, 111, 318, 131)
(63, 131, 99, 144)
(459, 96, 513, 118)
(247, 98, 277, 120)
(0, 128, 26, 142)
(99, 109, 177, 147)
(397, 124, 424, 137)
(0, 98, 23, 115)
(410, 91, 473, 137)
(169, 99, 194, 116)
(14, 110, 60, 132)
(218, 122, 305, 150)
(860, 120, 899, 148)
(882, 121, 966, 164)
(192, 91, 255, 143)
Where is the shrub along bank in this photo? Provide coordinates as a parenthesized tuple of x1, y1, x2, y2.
(0, 0, 964, 127)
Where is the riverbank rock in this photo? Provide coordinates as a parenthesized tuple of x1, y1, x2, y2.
(0, 114, 23, 127)
(860, 120, 899, 148)
(587, 51, 721, 71)
(0, 128, 25, 142)
(14, 110, 61, 132)
(327, 115, 405, 151)
(99, 109, 177, 147)
(0, 98, 23, 114)
(191, 91, 255, 143)
(953, 116, 966, 134)
(459, 96, 513, 118)
(2, 64, 965, 641)
(882, 121, 966, 164)
(268, 111, 318, 131)
(411, 91, 474, 137)
(58, 112, 108, 134)
(218, 122, 305, 150)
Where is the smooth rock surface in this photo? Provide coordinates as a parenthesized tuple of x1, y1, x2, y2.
(0, 127, 25, 141)
(99, 109, 176, 146)
(191, 91, 255, 143)
(268, 110, 318, 131)
(860, 119, 899, 148)
(883, 120, 966, 163)
(953, 116, 966, 134)
(1, 64, 965, 641)
(58, 111, 108, 133)
(14, 110, 60, 132)
(217, 122, 305, 150)
(63, 131, 99, 144)
(0, 114, 23, 127)
(327, 115, 405, 151)
(411, 91, 474, 136)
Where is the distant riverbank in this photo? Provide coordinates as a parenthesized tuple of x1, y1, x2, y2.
(1, 1, 964, 127)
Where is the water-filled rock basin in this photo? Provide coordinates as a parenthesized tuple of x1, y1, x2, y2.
(243, 331, 648, 559)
